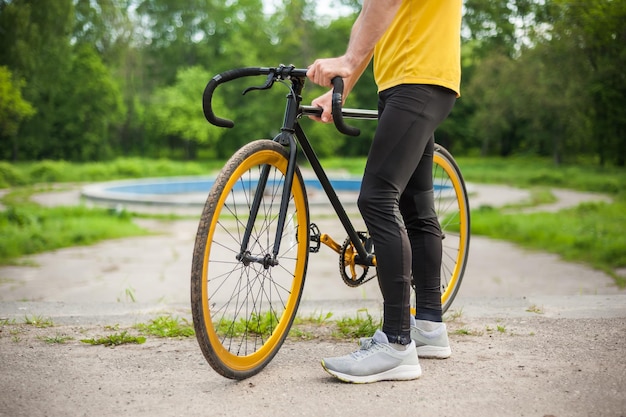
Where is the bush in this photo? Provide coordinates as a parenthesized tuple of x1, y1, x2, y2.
(0, 162, 27, 188)
(28, 160, 69, 183)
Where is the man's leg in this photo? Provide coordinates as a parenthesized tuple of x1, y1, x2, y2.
(358, 84, 456, 344)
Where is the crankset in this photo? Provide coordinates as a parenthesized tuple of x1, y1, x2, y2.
(339, 232, 377, 287)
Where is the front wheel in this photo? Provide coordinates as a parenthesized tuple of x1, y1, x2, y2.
(191, 140, 310, 380)
(433, 145, 470, 313)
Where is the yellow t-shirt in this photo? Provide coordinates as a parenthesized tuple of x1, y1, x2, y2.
(373, 0, 462, 95)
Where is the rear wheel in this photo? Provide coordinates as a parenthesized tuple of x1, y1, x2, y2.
(191, 140, 310, 380)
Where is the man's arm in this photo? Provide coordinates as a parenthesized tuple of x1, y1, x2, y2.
(307, 0, 402, 89)
(307, 0, 402, 122)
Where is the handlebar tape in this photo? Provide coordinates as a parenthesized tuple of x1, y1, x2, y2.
(331, 77, 360, 137)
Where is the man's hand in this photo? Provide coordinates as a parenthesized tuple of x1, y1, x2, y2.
(307, 56, 353, 88)
(309, 90, 334, 123)
(307, 57, 352, 123)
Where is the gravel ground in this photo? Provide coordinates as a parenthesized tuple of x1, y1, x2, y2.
(1, 314, 624, 417)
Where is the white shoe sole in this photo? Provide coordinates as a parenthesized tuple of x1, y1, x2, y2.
(322, 362, 422, 384)
(416, 345, 451, 359)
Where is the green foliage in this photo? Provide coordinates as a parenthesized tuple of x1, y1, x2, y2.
(0, 0, 74, 160)
(0, 200, 149, 264)
(0, 66, 35, 140)
(215, 311, 279, 338)
(0, 158, 226, 187)
(335, 309, 381, 339)
(41, 334, 74, 344)
(551, 0, 626, 166)
(0, 161, 27, 188)
(456, 156, 626, 197)
(27, 160, 71, 183)
(24, 315, 54, 328)
(149, 66, 225, 159)
(308, 156, 366, 175)
(0, 0, 623, 164)
(134, 316, 195, 338)
(81, 331, 146, 346)
(463, 0, 626, 165)
(53, 43, 126, 161)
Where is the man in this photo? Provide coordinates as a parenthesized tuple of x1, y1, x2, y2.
(307, 0, 462, 383)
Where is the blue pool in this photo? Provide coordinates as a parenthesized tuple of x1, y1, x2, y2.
(104, 177, 362, 195)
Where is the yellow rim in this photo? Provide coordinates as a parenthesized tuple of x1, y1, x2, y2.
(434, 152, 469, 306)
(201, 148, 308, 372)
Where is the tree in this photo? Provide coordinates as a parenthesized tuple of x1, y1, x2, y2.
(0, 66, 36, 160)
(53, 44, 126, 161)
(73, 0, 135, 66)
(149, 66, 225, 159)
(134, 0, 268, 85)
(72, 0, 150, 157)
(548, 0, 626, 166)
(0, 0, 74, 160)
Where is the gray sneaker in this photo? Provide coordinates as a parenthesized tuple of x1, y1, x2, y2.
(321, 330, 422, 383)
(410, 316, 452, 359)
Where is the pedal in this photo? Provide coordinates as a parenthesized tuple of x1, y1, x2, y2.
(309, 223, 321, 253)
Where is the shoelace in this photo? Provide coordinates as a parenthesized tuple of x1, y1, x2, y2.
(351, 338, 384, 359)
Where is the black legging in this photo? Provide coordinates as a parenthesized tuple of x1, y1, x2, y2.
(357, 84, 456, 345)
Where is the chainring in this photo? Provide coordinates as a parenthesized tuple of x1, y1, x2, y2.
(339, 233, 377, 287)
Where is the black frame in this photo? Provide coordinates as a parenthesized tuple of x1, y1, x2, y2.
(202, 66, 378, 269)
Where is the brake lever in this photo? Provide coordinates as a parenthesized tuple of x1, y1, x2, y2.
(242, 72, 275, 95)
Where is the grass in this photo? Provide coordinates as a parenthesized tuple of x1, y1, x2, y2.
(81, 316, 194, 347)
(212, 309, 381, 340)
(0, 158, 225, 188)
(289, 311, 334, 340)
(313, 155, 626, 197)
(455, 156, 626, 196)
(501, 187, 557, 209)
(81, 330, 146, 347)
(24, 315, 54, 328)
(215, 311, 283, 338)
(0, 188, 150, 265)
(456, 156, 626, 287)
(334, 309, 381, 338)
(134, 315, 195, 338)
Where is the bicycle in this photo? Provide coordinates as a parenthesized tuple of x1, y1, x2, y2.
(191, 65, 470, 380)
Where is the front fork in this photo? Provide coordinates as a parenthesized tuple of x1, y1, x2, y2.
(236, 132, 298, 269)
